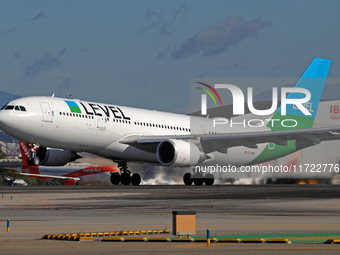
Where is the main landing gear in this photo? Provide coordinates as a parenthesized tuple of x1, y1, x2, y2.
(183, 172, 214, 186)
(27, 143, 40, 166)
(111, 161, 141, 186)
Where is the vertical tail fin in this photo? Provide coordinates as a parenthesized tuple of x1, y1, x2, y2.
(19, 141, 30, 167)
(268, 58, 331, 130)
(1, 173, 9, 183)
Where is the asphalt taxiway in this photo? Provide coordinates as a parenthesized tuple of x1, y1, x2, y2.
(1, 185, 340, 254)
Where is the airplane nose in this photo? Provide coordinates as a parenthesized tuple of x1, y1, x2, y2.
(0, 109, 17, 135)
(0, 110, 7, 129)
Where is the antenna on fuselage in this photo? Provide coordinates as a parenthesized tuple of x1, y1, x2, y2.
(69, 94, 72, 99)
(52, 93, 55, 97)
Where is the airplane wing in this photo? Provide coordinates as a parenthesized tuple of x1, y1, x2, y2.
(19, 173, 80, 181)
(119, 125, 340, 154)
(119, 134, 192, 153)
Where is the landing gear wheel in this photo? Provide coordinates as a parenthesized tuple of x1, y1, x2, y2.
(32, 157, 40, 166)
(121, 173, 131, 185)
(183, 173, 192, 185)
(204, 174, 214, 186)
(110, 172, 120, 185)
(193, 173, 204, 186)
(131, 173, 141, 186)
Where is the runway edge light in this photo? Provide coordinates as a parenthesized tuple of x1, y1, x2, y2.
(207, 229, 210, 246)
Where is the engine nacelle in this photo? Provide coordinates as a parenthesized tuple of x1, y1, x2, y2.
(36, 147, 81, 166)
(156, 139, 205, 167)
(79, 176, 90, 185)
(64, 179, 80, 186)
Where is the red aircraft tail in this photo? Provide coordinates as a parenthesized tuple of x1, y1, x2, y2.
(19, 141, 30, 167)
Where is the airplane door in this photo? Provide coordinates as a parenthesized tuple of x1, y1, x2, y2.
(97, 116, 107, 129)
(40, 102, 53, 122)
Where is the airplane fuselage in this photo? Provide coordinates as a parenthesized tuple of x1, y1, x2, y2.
(0, 96, 293, 167)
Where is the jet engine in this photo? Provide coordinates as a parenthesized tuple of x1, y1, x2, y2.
(36, 147, 81, 166)
(156, 139, 205, 167)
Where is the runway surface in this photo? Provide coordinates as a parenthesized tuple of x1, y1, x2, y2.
(1, 185, 340, 254)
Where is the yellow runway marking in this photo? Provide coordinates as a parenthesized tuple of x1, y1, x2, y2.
(11, 226, 169, 230)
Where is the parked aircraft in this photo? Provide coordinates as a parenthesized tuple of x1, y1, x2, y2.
(17, 141, 119, 185)
(1, 173, 27, 186)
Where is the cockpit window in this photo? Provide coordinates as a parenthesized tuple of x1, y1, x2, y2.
(3, 105, 26, 111)
(4, 105, 14, 110)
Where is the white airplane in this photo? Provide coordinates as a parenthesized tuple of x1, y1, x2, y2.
(1, 58, 340, 186)
(17, 141, 119, 185)
(1, 173, 27, 186)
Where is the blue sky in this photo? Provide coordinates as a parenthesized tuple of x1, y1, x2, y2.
(1, 0, 339, 113)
